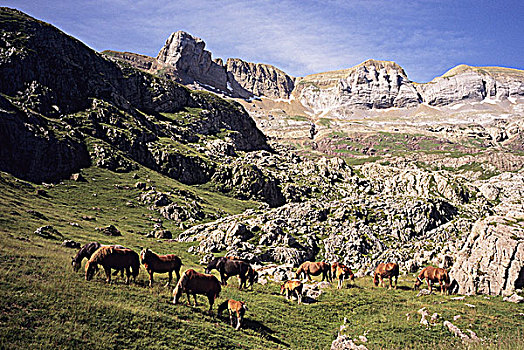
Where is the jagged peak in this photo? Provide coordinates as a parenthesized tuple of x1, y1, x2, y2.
(226, 58, 295, 78)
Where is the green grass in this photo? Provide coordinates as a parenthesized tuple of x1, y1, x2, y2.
(0, 167, 523, 349)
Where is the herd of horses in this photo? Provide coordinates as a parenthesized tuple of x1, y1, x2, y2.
(71, 242, 451, 329)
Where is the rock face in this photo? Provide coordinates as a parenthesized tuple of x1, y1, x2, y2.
(111, 30, 296, 100)
(449, 171, 524, 295)
(449, 216, 524, 295)
(156, 31, 229, 91)
(420, 65, 524, 106)
(294, 60, 421, 113)
(226, 58, 295, 99)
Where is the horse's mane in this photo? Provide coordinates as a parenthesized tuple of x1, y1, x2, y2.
(88, 246, 114, 264)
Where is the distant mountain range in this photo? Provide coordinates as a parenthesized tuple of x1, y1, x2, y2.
(104, 30, 524, 116)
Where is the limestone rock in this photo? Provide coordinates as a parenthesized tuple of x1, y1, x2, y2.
(449, 215, 524, 295)
(226, 58, 295, 99)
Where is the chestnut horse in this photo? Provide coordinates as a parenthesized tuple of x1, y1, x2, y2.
(414, 266, 450, 295)
(140, 248, 183, 287)
(331, 262, 354, 289)
(373, 263, 399, 289)
(296, 261, 331, 282)
(85, 246, 139, 284)
(205, 257, 256, 289)
(172, 269, 221, 311)
(281, 280, 303, 304)
(217, 299, 247, 330)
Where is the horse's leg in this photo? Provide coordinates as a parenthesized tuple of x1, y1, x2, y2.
(439, 279, 444, 295)
(104, 267, 112, 284)
(193, 293, 198, 306)
(125, 267, 131, 285)
(380, 275, 384, 288)
(148, 270, 154, 287)
(236, 312, 242, 330)
(229, 310, 234, 327)
(186, 292, 191, 306)
(175, 267, 181, 282)
(296, 290, 302, 304)
(394, 275, 398, 289)
(165, 271, 172, 288)
(427, 279, 432, 293)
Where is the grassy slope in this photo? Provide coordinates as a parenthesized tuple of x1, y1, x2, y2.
(0, 166, 523, 349)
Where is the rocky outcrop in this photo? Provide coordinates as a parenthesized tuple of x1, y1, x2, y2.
(294, 60, 421, 113)
(226, 58, 295, 99)
(420, 65, 524, 106)
(113, 31, 295, 100)
(156, 31, 229, 92)
(0, 95, 90, 183)
(449, 215, 524, 295)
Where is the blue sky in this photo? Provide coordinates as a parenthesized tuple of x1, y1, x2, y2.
(2, 0, 523, 82)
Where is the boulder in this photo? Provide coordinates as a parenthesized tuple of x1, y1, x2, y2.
(449, 215, 524, 295)
(96, 225, 122, 237)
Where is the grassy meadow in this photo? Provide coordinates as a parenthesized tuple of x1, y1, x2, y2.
(0, 166, 523, 349)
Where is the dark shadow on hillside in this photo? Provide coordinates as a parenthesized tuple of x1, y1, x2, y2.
(242, 318, 289, 347)
(344, 284, 362, 289)
(396, 286, 412, 291)
(301, 296, 318, 304)
(449, 279, 460, 294)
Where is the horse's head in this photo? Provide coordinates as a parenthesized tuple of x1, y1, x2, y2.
(172, 284, 182, 304)
(205, 257, 220, 274)
(140, 248, 149, 264)
(85, 261, 98, 281)
(413, 276, 423, 290)
(71, 257, 81, 272)
(280, 283, 286, 295)
(249, 269, 258, 285)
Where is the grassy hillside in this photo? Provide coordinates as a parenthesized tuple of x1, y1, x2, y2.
(0, 166, 523, 349)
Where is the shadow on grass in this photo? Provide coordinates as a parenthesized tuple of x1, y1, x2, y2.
(242, 318, 290, 347)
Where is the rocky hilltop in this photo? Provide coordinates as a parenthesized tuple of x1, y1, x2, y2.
(105, 31, 295, 100)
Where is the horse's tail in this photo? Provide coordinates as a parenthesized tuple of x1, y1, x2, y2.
(217, 300, 229, 317)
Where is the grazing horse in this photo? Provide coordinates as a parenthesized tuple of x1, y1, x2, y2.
(72, 242, 101, 272)
(414, 266, 450, 295)
(140, 248, 183, 287)
(85, 246, 140, 284)
(295, 261, 331, 282)
(217, 299, 247, 330)
(280, 280, 303, 304)
(172, 269, 221, 311)
(331, 262, 354, 289)
(72, 242, 125, 276)
(205, 257, 256, 289)
(373, 263, 399, 289)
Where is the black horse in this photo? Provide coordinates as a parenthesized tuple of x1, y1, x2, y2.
(205, 257, 257, 289)
(71, 242, 125, 276)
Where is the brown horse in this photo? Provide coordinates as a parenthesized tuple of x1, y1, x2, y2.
(217, 299, 247, 330)
(85, 246, 139, 284)
(331, 262, 355, 289)
(373, 263, 399, 289)
(414, 266, 450, 295)
(296, 261, 331, 282)
(205, 257, 256, 289)
(281, 280, 303, 304)
(140, 248, 183, 287)
(172, 269, 221, 311)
